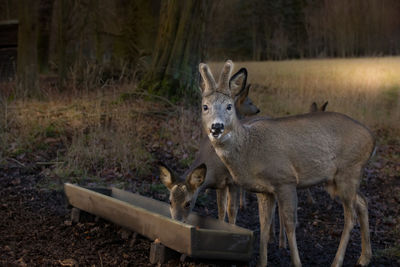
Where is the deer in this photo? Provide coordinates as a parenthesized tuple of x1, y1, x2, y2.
(159, 79, 260, 224)
(310, 101, 329, 113)
(304, 100, 329, 205)
(198, 60, 374, 267)
(277, 100, 331, 249)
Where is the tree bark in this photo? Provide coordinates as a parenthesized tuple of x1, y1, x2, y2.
(142, 0, 212, 100)
(17, 0, 39, 96)
(38, 0, 55, 72)
(56, 0, 68, 86)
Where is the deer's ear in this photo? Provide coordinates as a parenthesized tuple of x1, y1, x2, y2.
(159, 163, 175, 190)
(186, 164, 207, 191)
(321, 101, 328, 111)
(235, 84, 250, 106)
(310, 102, 318, 112)
(230, 68, 247, 96)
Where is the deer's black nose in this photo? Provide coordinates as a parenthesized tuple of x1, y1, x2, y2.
(211, 123, 224, 136)
(256, 109, 260, 114)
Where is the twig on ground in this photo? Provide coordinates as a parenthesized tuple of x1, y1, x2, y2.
(36, 161, 64, 166)
(7, 157, 25, 167)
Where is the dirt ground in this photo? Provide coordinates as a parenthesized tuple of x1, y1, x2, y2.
(1, 131, 399, 267)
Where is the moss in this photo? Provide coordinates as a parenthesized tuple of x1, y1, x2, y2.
(45, 124, 59, 138)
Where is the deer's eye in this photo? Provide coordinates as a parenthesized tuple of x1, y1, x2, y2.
(227, 104, 232, 111)
(184, 202, 191, 209)
(203, 105, 208, 111)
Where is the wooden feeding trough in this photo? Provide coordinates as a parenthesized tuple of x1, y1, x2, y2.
(64, 183, 253, 262)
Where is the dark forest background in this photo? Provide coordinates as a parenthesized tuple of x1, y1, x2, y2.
(1, 0, 400, 98)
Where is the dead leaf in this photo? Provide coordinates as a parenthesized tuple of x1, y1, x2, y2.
(59, 258, 78, 266)
(11, 178, 21, 185)
(16, 257, 27, 267)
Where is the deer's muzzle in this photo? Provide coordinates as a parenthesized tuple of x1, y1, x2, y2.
(211, 123, 224, 137)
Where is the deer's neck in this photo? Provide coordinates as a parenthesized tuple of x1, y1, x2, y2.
(236, 110, 244, 120)
(211, 118, 248, 169)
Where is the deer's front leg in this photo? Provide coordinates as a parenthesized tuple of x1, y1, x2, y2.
(278, 203, 287, 249)
(256, 192, 276, 267)
(216, 187, 228, 222)
(277, 185, 301, 267)
(239, 188, 247, 210)
(227, 184, 240, 224)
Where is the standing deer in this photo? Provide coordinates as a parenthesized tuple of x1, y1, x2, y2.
(277, 100, 331, 249)
(198, 60, 374, 267)
(304, 100, 329, 205)
(159, 80, 260, 224)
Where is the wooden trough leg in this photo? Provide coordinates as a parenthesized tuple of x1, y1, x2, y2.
(180, 254, 187, 262)
(149, 241, 180, 264)
(70, 207, 95, 223)
(71, 207, 81, 223)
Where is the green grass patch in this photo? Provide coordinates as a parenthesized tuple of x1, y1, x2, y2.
(375, 245, 400, 259)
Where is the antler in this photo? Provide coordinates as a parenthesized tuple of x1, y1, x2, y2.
(199, 60, 234, 96)
(199, 63, 217, 95)
(217, 60, 233, 95)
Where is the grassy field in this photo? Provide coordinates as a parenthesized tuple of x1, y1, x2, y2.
(0, 57, 399, 187)
(212, 57, 400, 130)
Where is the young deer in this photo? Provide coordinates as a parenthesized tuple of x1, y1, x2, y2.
(159, 80, 260, 224)
(199, 60, 374, 267)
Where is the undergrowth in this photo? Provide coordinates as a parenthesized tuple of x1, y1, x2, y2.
(0, 82, 201, 189)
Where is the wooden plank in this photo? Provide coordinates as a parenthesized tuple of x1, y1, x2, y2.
(192, 230, 253, 260)
(64, 183, 193, 255)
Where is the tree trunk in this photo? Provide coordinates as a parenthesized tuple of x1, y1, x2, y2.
(57, 0, 68, 86)
(142, 0, 212, 100)
(17, 0, 39, 96)
(38, 0, 55, 73)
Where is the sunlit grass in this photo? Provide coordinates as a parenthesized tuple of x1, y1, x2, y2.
(1, 57, 399, 186)
(211, 57, 400, 130)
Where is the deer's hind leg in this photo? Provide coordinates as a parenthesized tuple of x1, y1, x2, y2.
(256, 192, 276, 267)
(276, 185, 301, 267)
(355, 193, 372, 266)
(306, 188, 315, 205)
(330, 166, 366, 267)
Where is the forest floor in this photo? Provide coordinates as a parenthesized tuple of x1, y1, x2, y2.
(0, 126, 399, 266)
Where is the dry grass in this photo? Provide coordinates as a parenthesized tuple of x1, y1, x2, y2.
(0, 85, 201, 185)
(1, 57, 399, 186)
(211, 57, 400, 130)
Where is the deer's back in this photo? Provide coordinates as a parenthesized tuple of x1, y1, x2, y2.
(241, 112, 374, 188)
